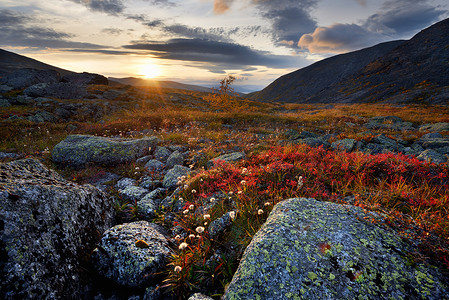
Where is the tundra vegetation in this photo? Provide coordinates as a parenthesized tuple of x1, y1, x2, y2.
(0, 78, 448, 298)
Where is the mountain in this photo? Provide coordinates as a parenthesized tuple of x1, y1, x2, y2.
(249, 18, 449, 104)
(0, 49, 73, 77)
(109, 77, 214, 93)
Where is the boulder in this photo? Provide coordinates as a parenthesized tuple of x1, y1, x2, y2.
(119, 186, 149, 202)
(419, 123, 449, 132)
(153, 146, 172, 162)
(0, 159, 114, 299)
(188, 293, 214, 300)
(331, 139, 356, 152)
(207, 152, 246, 169)
(0, 98, 11, 107)
(52, 134, 158, 169)
(145, 159, 165, 174)
(166, 150, 184, 169)
(26, 110, 57, 123)
(365, 116, 415, 131)
(91, 221, 173, 288)
(24, 82, 89, 99)
(0, 68, 60, 89)
(163, 165, 191, 190)
(224, 198, 448, 300)
(61, 72, 108, 85)
(115, 177, 137, 190)
(417, 149, 447, 164)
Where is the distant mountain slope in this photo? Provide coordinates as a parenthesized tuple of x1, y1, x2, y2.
(109, 77, 214, 93)
(0, 49, 73, 77)
(249, 18, 449, 104)
(248, 40, 404, 103)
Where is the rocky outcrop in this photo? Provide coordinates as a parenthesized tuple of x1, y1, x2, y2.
(163, 165, 190, 190)
(52, 134, 159, 169)
(224, 198, 448, 299)
(91, 221, 173, 288)
(207, 152, 246, 169)
(0, 68, 60, 89)
(61, 72, 108, 85)
(0, 159, 114, 299)
(24, 82, 89, 99)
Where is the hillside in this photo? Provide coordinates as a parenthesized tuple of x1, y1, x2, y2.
(0, 49, 74, 77)
(109, 77, 215, 93)
(249, 18, 449, 104)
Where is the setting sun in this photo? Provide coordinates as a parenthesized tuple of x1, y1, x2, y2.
(140, 63, 161, 79)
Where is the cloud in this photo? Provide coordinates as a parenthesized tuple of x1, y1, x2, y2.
(101, 28, 124, 35)
(68, 0, 125, 15)
(213, 0, 233, 14)
(0, 9, 106, 49)
(354, 0, 366, 6)
(298, 23, 383, 53)
(123, 38, 306, 72)
(297, 0, 446, 54)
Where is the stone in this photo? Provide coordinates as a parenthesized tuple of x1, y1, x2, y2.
(52, 135, 158, 169)
(297, 137, 330, 149)
(136, 155, 153, 165)
(88, 172, 120, 192)
(0, 159, 114, 299)
(61, 72, 108, 85)
(153, 146, 172, 162)
(0, 152, 20, 159)
(331, 138, 356, 152)
(417, 149, 447, 164)
(145, 159, 165, 174)
(187, 293, 214, 300)
(0, 98, 11, 107)
(419, 123, 449, 132)
(0, 68, 60, 89)
(24, 82, 90, 99)
(163, 165, 191, 190)
(26, 110, 57, 123)
(420, 132, 443, 139)
(224, 198, 448, 300)
(115, 177, 137, 190)
(208, 211, 233, 240)
(119, 186, 149, 202)
(364, 116, 416, 131)
(166, 150, 184, 169)
(137, 190, 163, 220)
(207, 152, 246, 169)
(91, 221, 173, 288)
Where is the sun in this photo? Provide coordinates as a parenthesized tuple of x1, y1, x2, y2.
(140, 63, 161, 79)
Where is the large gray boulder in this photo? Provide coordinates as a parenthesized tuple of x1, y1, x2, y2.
(224, 198, 448, 300)
(419, 122, 449, 132)
(207, 152, 246, 169)
(163, 165, 190, 190)
(91, 221, 173, 288)
(24, 82, 89, 99)
(0, 68, 60, 89)
(0, 159, 114, 299)
(52, 134, 158, 169)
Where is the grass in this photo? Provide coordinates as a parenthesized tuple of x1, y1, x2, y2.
(1, 83, 448, 298)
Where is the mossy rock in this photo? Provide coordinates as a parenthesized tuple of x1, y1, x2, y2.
(224, 198, 448, 300)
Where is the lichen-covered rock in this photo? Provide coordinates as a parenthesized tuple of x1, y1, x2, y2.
(208, 212, 233, 240)
(154, 146, 172, 162)
(419, 122, 449, 132)
(331, 138, 356, 152)
(166, 150, 184, 169)
(365, 116, 415, 131)
(145, 159, 165, 174)
(24, 82, 89, 99)
(91, 221, 173, 288)
(119, 186, 149, 202)
(163, 165, 190, 190)
(52, 134, 158, 169)
(0, 159, 114, 299)
(417, 149, 447, 164)
(224, 198, 448, 300)
(0, 68, 60, 89)
(207, 152, 246, 169)
(187, 293, 214, 300)
(115, 177, 137, 190)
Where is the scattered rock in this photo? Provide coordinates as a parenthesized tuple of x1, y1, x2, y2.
(24, 82, 89, 99)
(208, 211, 233, 240)
(88, 172, 120, 192)
(0, 152, 20, 159)
(52, 134, 158, 169)
(153, 146, 172, 162)
(419, 122, 449, 132)
(119, 186, 149, 202)
(91, 221, 173, 288)
(417, 149, 447, 164)
(115, 177, 137, 190)
(224, 198, 448, 300)
(0, 98, 11, 107)
(26, 110, 57, 123)
(166, 150, 184, 169)
(188, 293, 214, 300)
(0, 159, 114, 299)
(136, 155, 153, 165)
(207, 152, 246, 169)
(163, 165, 190, 190)
(331, 138, 356, 152)
(145, 159, 165, 174)
(365, 116, 415, 131)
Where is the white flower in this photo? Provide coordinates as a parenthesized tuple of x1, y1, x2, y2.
(174, 266, 182, 273)
(237, 191, 243, 195)
(204, 222, 208, 226)
(257, 209, 264, 215)
(189, 204, 195, 210)
(191, 189, 197, 194)
(264, 202, 271, 207)
(203, 214, 211, 220)
(179, 197, 183, 201)
(174, 235, 181, 240)
(241, 168, 248, 175)
(209, 197, 216, 203)
(179, 242, 188, 250)
(229, 211, 236, 220)
(297, 176, 304, 187)
(196, 226, 205, 234)
(240, 180, 247, 185)
(189, 164, 194, 169)
(183, 209, 189, 215)
(135, 167, 140, 170)
(228, 191, 234, 195)
(184, 184, 189, 189)
(188, 234, 196, 239)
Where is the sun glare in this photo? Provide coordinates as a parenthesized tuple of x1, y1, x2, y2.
(140, 63, 161, 79)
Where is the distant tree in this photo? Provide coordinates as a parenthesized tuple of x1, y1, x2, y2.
(205, 75, 238, 107)
(218, 75, 236, 96)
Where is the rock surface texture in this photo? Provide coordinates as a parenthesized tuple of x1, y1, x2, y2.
(91, 221, 173, 288)
(52, 134, 158, 168)
(224, 198, 448, 300)
(0, 159, 114, 299)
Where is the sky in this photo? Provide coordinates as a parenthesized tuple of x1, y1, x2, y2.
(0, 0, 448, 92)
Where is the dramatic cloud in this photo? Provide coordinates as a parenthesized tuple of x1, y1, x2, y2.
(298, 23, 383, 53)
(69, 0, 125, 15)
(298, 0, 445, 54)
(0, 9, 106, 49)
(213, 0, 233, 14)
(124, 38, 304, 72)
(101, 28, 124, 35)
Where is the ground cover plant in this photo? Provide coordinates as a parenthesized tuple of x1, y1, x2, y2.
(162, 144, 449, 297)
